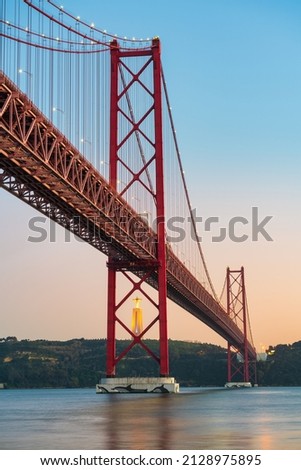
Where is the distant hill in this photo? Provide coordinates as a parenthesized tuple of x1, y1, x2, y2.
(1, 337, 300, 388)
(257, 341, 301, 386)
(0, 337, 227, 388)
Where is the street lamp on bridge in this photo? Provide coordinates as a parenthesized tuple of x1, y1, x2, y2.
(18, 68, 33, 98)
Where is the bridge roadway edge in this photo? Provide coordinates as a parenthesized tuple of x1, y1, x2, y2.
(0, 70, 256, 363)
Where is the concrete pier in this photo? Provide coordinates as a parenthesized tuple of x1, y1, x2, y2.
(224, 382, 252, 388)
(96, 377, 179, 393)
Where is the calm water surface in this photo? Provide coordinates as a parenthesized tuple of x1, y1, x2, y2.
(0, 387, 300, 449)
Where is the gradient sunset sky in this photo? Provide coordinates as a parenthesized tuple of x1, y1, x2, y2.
(1, 0, 301, 352)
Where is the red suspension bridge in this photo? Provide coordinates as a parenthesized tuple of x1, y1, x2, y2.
(0, 0, 256, 392)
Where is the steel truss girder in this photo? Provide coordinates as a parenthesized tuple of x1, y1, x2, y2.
(0, 69, 256, 362)
(0, 71, 156, 261)
(0, 160, 115, 254)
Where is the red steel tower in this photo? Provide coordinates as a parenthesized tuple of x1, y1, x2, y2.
(226, 267, 256, 385)
(106, 38, 169, 379)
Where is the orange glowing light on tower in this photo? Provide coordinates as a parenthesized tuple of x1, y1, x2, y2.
(131, 297, 143, 335)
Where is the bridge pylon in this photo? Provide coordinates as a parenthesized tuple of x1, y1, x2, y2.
(97, 38, 178, 393)
(225, 267, 257, 388)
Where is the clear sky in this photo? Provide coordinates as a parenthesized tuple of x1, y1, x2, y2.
(1, 0, 301, 352)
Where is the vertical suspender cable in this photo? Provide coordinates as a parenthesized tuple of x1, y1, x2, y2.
(161, 66, 218, 301)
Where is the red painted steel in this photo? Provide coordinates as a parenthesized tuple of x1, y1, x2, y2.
(106, 39, 119, 377)
(106, 39, 169, 377)
(0, 71, 256, 375)
(227, 267, 256, 383)
(153, 39, 169, 377)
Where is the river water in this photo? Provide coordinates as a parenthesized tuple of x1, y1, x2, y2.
(0, 387, 300, 450)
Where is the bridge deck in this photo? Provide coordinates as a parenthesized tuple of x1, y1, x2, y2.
(0, 71, 256, 359)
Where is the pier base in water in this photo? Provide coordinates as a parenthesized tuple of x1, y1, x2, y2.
(96, 377, 179, 393)
(224, 382, 252, 389)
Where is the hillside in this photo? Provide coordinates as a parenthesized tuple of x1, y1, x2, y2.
(0, 337, 227, 388)
(1, 337, 301, 388)
(257, 341, 301, 386)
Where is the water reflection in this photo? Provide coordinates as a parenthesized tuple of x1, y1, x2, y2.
(100, 394, 173, 449)
(92, 387, 301, 450)
(1, 387, 301, 449)
(94, 389, 249, 450)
